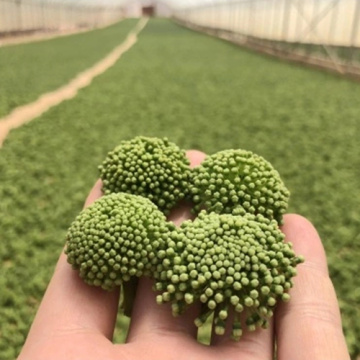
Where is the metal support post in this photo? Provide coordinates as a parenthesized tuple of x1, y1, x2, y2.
(349, 0, 360, 63)
(282, 0, 290, 41)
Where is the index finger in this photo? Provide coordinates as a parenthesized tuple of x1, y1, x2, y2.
(275, 214, 350, 360)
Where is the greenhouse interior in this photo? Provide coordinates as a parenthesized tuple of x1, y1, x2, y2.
(0, 1, 359, 359)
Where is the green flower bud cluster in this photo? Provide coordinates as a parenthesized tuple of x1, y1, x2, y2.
(98, 137, 191, 214)
(190, 150, 290, 224)
(65, 193, 173, 291)
(155, 211, 304, 339)
(65, 136, 303, 340)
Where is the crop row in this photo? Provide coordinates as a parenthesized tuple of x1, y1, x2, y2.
(0, 19, 137, 118)
(0, 18, 359, 359)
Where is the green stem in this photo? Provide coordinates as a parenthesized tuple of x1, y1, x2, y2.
(121, 277, 139, 317)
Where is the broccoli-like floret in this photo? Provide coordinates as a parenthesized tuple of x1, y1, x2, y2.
(65, 193, 173, 291)
(98, 136, 191, 214)
(65, 138, 304, 340)
(155, 211, 303, 339)
(190, 149, 290, 224)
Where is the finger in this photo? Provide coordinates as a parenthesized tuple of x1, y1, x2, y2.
(213, 316, 274, 360)
(84, 178, 103, 207)
(22, 180, 120, 348)
(166, 149, 208, 225)
(187, 149, 207, 169)
(127, 150, 207, 342)
(127, 200, 200, 343)
(276, 214, 350, 360)
(126, 276, 201, 343)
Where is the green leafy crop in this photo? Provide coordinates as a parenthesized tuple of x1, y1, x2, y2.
(0, 19, 138, 118)
(65, 136, 303, 338)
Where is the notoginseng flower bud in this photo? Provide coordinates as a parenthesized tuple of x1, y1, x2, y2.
(65, 192, 173, 291)
(155, 211, 303, 339)
(190, 149, 290, 224)
(98, 136, 191, 214)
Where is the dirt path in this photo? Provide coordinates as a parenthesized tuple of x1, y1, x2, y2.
(0, 17, 148, 148)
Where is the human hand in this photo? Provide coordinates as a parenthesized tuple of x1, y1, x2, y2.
(18, 150, 350, 360)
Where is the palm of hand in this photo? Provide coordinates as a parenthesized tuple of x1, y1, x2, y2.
(18, 151, 349, 360)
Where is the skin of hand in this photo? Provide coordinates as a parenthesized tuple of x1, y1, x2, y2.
(17, 150, 350, 360)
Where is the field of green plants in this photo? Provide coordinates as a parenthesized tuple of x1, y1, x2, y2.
(0, 19, 137, 118)
(0, 18, 359, 359)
